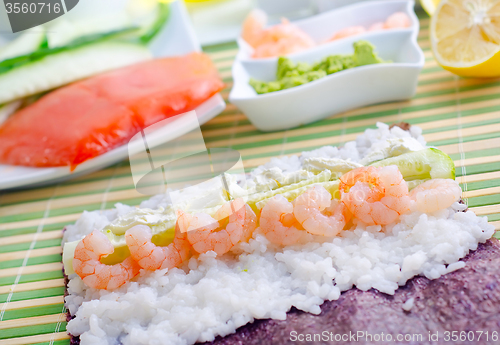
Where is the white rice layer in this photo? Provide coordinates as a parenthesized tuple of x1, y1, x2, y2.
(64, 123, 495, 345)
(65, 207, 494, 345)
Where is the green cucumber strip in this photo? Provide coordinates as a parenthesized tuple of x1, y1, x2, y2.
(62, 241, 78, 275)
(370, 148, 456, 181)
(0, 41, 151, 104)
(38, 35, 49, 49)
(141, 3, 171, 43)
(0, 28, 46, 62)
(0, 27, 140, 75)
(47, 13, 133, 49)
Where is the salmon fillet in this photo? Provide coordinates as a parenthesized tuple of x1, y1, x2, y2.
(0, 52, 224, 169)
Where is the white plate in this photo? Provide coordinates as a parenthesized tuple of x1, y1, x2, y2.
(0, 0, 226, 190)
(229, 0, 423, 132)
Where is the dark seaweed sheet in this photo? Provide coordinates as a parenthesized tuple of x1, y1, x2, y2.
(202, 239, 500, 345)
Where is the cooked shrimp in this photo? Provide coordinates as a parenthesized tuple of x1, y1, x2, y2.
(329, 26, 366, 41)
(212, 200, 258, 242)
(241, 10, 315, 58)
(254, 38, 314, 59)
(259, 194, 310, 245)
(369, 22, 385, 31)
(241, 9, 267, 48)
(340, 166, 412, 225)
(384, 12, 411, 29)
(293, 185, 349, 237)
(125, 224, 191, 271)
(73, 231, 140, 290)
(253, 19, 315, 58)
(178, 198, 246, 255)
(242, 204, 258, 242)
(410, 179, 462, 213)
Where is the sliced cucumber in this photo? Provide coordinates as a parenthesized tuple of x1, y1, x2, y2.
(0, 28, 46, 62)
(0, 41, 151, 104)
(140, 3, 171, 43)
(44, 2, 169, 50)
(0, 1, 169, 71)
(0, 27, 140, 76)
(303, 157, 363, 177)
(47, 15, 135, 48)
(370, 148, 456, 181)
(62, 240, 79, 275)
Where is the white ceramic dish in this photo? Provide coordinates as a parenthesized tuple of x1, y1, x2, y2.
(0, 0, 226, 190)
(229, 1, 423, 132)
(312, 0, 370, 13)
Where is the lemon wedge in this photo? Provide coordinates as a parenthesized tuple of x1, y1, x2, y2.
(431, 0, 500, 77)
(420, 0, 441, 15)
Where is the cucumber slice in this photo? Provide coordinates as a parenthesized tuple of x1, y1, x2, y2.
(141, 3, 171, 43)
(0, 41, 151, 104)
(0, 27, 140, 76)
(45, 2, 169, 49)
(62, 240, 79, 275)
(0, 28, 46, 62)
(0, 2, 168, 81)
(47, 15, 135, 48)
(370, 148, 456, 181)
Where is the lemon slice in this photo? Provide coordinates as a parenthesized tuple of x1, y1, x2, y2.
(431, 0, 500, 77)
(420, 0, 441, 15)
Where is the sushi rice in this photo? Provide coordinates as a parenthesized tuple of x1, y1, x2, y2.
(63, 123, 494, 345)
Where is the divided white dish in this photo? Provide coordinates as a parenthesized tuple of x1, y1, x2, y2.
(236, 0, 419, 60)
(0, 0, 226, 190)
(230, 0, 424, 132)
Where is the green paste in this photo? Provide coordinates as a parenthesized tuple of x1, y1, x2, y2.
(250, 40, 386, 94)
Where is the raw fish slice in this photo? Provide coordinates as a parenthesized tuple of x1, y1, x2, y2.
(0, 52, 224, 169)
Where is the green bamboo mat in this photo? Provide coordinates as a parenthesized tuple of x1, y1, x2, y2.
(1, 13, 500, 345)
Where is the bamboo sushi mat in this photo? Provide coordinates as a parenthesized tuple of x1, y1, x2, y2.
(1, 13, 500, 345)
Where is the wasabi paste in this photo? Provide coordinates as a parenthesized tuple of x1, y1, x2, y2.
(250, 40, 386, 94)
